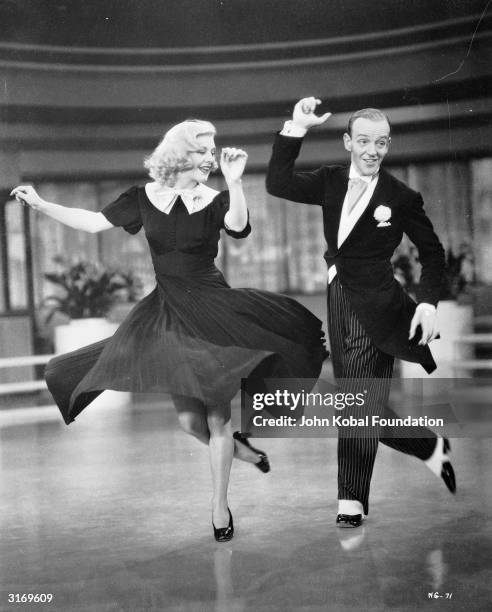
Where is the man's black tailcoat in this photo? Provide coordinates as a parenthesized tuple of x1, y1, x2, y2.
(266, 134, 445, 373)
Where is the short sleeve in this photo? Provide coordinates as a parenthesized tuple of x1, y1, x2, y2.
(214, 191, 251, 239)
(101, 186, 142, 235)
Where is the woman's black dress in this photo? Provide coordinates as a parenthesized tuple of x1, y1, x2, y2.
(45, 187, 327, 424)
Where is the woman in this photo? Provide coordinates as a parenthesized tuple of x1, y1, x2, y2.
(11, 119, 327, 541)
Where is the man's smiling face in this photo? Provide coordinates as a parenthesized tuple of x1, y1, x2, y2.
(343, 117, 391, 177)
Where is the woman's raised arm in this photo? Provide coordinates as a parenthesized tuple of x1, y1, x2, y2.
(220, 148, 248, 232)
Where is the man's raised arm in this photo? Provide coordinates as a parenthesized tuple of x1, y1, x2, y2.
(266, 97, 331, 205)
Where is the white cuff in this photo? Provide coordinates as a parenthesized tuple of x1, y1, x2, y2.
(416, 303, 436, 313)
(328, 265, 337, 284)
(280, 120, 308, 138)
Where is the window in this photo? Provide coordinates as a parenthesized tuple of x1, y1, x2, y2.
(0, 194, 32, 314)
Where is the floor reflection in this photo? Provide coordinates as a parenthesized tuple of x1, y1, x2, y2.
(426, 549, 446, 592)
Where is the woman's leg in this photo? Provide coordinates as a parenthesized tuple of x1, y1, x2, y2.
(206, 404, 234, 528)
(172, 396, 232, 529)
(172, 394, 263, 464)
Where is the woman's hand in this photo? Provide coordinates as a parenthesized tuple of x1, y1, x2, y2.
(10, 185, 45, 211)
(10, 186, 113, 233)
(220, 148, 248, 185)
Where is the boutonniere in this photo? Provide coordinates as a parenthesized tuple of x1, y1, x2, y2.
(373, 205, 392, 227)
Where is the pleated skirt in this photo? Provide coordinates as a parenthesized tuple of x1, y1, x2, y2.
(45, 267, 327, 424)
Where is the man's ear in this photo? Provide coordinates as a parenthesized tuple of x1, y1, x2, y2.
(343, 133, 352, 152)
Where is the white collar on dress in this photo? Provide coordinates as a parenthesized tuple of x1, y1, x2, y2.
(144, 182, 219, 215)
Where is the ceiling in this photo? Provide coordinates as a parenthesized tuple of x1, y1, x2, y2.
(0, 0, 487, 49)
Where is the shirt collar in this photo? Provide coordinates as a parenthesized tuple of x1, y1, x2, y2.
(349, 164, 378, 184)
(144, 182, 219, 214)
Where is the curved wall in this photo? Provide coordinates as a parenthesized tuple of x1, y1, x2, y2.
(0, 13, 490, 183)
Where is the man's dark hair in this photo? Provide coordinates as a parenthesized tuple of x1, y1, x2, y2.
(347, 108, 391, 136)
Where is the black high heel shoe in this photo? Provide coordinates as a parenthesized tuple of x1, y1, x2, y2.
(233, 431, 270, 473)
(213, 508, 234, 542)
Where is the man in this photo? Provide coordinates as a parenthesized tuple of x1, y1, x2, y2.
(266, 97, 455, 528)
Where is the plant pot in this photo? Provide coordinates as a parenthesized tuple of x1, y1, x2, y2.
(399, 300, 474, 379)
(54, 317, 131, 410)
(54, 317, 117, 353)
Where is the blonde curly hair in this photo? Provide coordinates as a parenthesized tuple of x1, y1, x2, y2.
(144, 119, 218, 187)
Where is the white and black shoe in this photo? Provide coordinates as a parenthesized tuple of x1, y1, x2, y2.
(425, 436, 456, 494)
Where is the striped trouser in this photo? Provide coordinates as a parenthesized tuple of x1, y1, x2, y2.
(327, 276, 437, 515)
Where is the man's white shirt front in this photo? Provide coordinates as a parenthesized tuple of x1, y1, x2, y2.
(328, 167, 378, 283)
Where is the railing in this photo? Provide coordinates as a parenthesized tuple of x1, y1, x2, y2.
(453, 334, 492, 371)
(1, 335, 491, 397)
(0, 354, 54, 396)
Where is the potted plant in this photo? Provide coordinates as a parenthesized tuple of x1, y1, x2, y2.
(393, 243, 475, 377)
(41, 256, 143, 411)
(43, 256, 143, 353)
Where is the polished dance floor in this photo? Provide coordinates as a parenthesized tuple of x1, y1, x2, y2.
(1, 395, 491, 612)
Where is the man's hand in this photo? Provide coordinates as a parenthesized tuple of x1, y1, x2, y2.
(409, 308, 439, 346)
(292, 97, 331, 131)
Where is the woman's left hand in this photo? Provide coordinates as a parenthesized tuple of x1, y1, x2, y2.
(220, 148, 248, 184)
